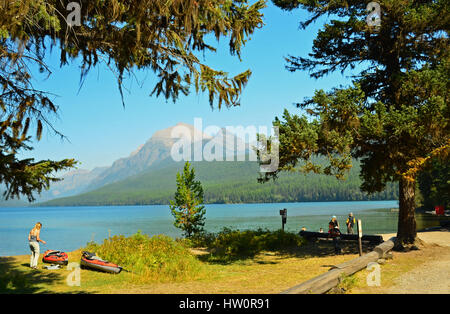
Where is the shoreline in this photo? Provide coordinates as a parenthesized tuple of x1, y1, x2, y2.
(1, 229, 449, 294)
(6, 228, 449, 259)
(3, 222, 447, 258)
(380, 227, 450, 247)
(3, 199, 400, 209)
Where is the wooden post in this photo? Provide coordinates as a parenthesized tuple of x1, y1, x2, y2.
(281, 237, 396, 294)
(280, 209, 287, 232)
(357, 219, 363, 256)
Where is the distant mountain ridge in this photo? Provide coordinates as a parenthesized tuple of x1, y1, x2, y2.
(40, 157, 399, 206)
(34, 122, 399, 206)
(84, 122, 251, 190)
(13, 166, 107, 203)
(37, 122, 251, 203)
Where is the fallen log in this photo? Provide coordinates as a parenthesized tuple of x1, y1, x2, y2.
(281, 237, 396, 294)
(282, 268, 343, 295)
(299, 230, 384, 245)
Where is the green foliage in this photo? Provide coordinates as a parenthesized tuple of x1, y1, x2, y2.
(1, 0, 266, 108)
(266, 0, 449, 185)
(0, 155, 77, 202)
(268, 0, 449, 243)
(41, 158, 398, 206)
(0, 0, 266, 202)
(42, 158, 399, 206)
(84, 231, 203, 282)
(0, 6, 77, 201)
(170, 162, 206, 238)
(334, 273, 359, 294)
(417, 157, 450, 210)
(190, 227, 307, 260)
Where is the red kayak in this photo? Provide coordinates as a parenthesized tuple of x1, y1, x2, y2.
(80, 251, 122, 274)
(42, 250, 69, 265)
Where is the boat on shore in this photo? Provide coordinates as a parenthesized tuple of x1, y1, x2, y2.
(42, 250, 69, 265)
(80, 251, 122, 274)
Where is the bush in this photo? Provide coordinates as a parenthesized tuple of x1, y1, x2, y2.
(83, 231, 203, 282)
(190, 228, 306, 259)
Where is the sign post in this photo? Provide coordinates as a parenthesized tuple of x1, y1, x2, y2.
(279, 209, 287, 232)
(357, 219, 363, 256)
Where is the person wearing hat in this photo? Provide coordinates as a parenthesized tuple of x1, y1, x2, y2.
(329, 216, 339, 229)
(346, 212, 356, 234)
(328, 216, 341, 254)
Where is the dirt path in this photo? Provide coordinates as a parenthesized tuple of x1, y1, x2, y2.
(385, 250, 450, 293)
(381, 229, 450, 248)
(380, 229, 450, 294)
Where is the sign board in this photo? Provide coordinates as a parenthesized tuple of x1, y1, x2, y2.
(280, 208, 287, 231)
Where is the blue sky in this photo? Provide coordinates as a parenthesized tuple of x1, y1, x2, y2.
(21, 2, 355, 170)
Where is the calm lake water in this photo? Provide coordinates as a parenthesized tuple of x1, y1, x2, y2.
(0, 200, 441, 256)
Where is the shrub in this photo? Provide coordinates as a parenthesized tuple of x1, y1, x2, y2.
(83, 231, 203, 282)
(191, 228, 306, 259)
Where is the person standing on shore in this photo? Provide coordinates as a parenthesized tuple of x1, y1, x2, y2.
(329, 216, 340, 230)
(346, 213, 356, 234)
(328, 216, 341, 254)
(28, 222, 46, 269)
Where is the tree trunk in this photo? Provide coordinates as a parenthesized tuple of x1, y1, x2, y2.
(395, 177, 420, 250)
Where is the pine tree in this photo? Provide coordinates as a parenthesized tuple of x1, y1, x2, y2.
(263, 0, 449, 249)
(0, 0, 266, 201)
(170, 162, 206, 238)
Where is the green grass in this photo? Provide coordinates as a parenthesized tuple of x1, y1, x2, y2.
(1, 231, 445, 294)
(83, 231, 204, 283)
(185, 228, 307, 262)
(333, 273, 360, 293)
(0, 234, 364, 294)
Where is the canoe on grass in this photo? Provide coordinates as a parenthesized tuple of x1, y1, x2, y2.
(42, 250, 69, 265)
(80, 251, 122, 274)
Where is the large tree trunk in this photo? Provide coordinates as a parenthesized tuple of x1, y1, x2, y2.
(395, 177, 421, 250)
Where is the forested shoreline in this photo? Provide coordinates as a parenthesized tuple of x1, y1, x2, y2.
(40, 159, 398, 207)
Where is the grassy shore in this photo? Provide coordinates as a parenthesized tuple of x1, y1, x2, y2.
(1, 230, 448, 294)
(1, 240, 360, 294)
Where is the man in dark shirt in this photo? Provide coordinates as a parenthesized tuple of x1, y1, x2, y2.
(328, 216, 341, 254)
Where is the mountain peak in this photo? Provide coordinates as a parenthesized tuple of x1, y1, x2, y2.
(151, 122, 212, 140)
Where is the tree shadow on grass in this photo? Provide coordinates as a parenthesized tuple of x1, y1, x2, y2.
(195, 240, 377, 265)
(0, 257, 92, 294)
(288, 240, 377, 258)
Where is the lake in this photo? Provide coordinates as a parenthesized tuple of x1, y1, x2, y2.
(0, 200, 439, 256)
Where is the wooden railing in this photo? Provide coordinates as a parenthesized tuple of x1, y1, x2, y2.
(281, 237, 396, 294)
